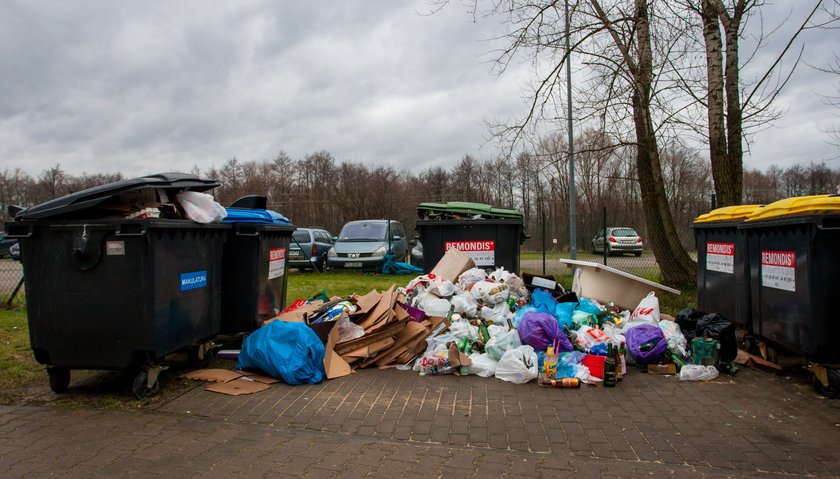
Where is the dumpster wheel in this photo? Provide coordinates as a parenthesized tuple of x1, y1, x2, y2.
(132, 367, 162, 399)
(47, 367, 70, 394)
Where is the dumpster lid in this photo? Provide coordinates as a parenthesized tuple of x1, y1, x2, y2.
(694, 204, 763, 223)
(223, 208, 292, 225)
(417, 201, 523, 219)
(15, 172, 220, 221)
(744, 195, 840, 221)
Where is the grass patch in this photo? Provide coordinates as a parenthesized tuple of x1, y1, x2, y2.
(0, 308, 41, 392)
(286, 270, 419, 300)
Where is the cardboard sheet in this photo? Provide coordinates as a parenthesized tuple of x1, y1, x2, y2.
(430, 248, 476, 282)
(205, 377, 271, 396)
(324, 326, 352, 379)
(183, 369, 243, 383)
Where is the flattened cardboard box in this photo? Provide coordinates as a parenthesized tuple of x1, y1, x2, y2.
(183, 369, 243, 383)
(430, 248, 475, 282)
(206, 377, 271, 396)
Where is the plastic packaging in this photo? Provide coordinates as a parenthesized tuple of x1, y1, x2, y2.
(465, 352, 498, 377)
(624, 324, 667, 365)
(485, 329, 522, 361)
(519, 312, 573, 352)
(679, 364, 719, 381)
(458, 267, 487, 291)
(659, 320, 688, 356)
(451, 292, 479, 317)
(336, 314, 365, 342)
(480, 301, 511, 324)
(627, 292, 660, 325)
(471, 281, 510, 305)
(177, 191, 228, 223)
(495, 345, 539, 384)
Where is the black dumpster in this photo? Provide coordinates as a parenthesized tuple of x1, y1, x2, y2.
(221, 202, 295, 334)
(692, 205, 762, 332)
(416, 202, 525, 274)
(739, 198, 840, 363)
(6, 173, 228, 397)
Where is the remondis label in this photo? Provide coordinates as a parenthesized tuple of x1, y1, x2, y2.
(760, 250, 795, 292)
(705, 242, 734, 274)
(444, 240, 495, 267)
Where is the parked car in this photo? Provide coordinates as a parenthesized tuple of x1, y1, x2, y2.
(328, 220, 409, 271)
(0, 233, 17, 259)
(288, 227, 334, 271)
(591, 227, 643, 256)
(9, 241, 20, 261)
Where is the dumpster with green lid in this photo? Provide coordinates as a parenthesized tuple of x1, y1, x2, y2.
(738, 194, 840, 395)
(416, 202, 525, 274)
(692, 204, 763, 332)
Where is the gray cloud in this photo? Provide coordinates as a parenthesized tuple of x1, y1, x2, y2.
(0, 0, 837, 179)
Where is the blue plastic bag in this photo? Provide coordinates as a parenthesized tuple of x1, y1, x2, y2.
(238, 321, 326, 385)
(519, 312, 573, 352)
(554, 302, 576, 330)
(512, 305, 537, 329)
(575, 298, 602, 316)
(531, 289, 558, 315)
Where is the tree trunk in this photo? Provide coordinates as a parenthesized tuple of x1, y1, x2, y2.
(721, 11, 744, 206)
(633, 0, 696, 287)
(702, 0, 729, 208)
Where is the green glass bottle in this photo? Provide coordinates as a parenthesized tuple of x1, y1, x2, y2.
(603, 344, 617, 387)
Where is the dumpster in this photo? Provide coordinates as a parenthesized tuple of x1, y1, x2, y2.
(739, 195, 840, 395)
(221, 200, 295, 334)
(5, 173, 228, 397)
(416, 202, 525, 274)
(692, 205, 763, 331)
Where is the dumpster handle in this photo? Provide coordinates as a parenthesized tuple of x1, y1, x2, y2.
(5, 223, 33, 238)
(116, 223, 148, 236)
(234, 225, 260, 236)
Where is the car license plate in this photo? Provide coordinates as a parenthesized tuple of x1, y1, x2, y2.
(290, 255, 303, 261)
(345, 262, 363, 268)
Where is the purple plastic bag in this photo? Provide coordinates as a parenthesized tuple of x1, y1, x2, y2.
(625, 324, 667, 365)
(518, 312, 573, 352)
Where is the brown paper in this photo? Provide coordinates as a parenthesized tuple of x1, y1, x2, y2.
(324, 326, 353, 379)
(183, 369, 243, 383)
(205, 377, 271, 396)
(430, 248, 476, 282)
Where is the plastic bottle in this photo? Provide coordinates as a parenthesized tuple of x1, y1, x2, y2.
(544, 346, 558, 380)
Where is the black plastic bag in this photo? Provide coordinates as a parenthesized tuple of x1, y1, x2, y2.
(675, 307, 706, 343)
(695, 313, 737, 363)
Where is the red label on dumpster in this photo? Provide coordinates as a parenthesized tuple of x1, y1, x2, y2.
(268, 247, 286, 280)
(705, 241, 734, 274)
(444, 240, 495, 267)
(760, 250, 795, 292)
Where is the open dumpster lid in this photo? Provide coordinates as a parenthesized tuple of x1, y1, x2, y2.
(14, 172, 220, 221)
(559, 259, 680, 311)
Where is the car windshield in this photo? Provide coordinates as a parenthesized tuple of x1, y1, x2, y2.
(292, 231, 311, 243)
(612, 228, 638, 237)
(339, 222, 387, 241)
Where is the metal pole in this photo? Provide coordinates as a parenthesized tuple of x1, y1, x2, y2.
(603, 206, 608, 266)
(565, 0, 576, 260)
(541, 212, 546, 275)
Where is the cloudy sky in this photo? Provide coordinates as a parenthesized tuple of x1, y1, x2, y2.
(1, 1, 837, 179)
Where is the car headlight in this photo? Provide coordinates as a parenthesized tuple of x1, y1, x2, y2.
(374, 246, 387, 256)
(328, 247, 336, 257)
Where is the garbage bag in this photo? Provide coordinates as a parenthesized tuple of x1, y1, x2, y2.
(177, 191, 227, 223)
(336, 314, 364, 342)
(659, 320, 688, 356)
(381, 254, 424, 275)
(486, 328, 522, 361)
(464, 352, 498, 377)
(470, 280, 510, 305)
(531, 288, 558, 315)
(679, 364, 719, 381)
(495, 345, 539, 384)
(480, 301, 510, 324)
(575, 297, 602, 316)
(695, 313, 737, 363)
(675, 307, 705, 343)
(512, 305, 537, 329)
(238, 321, 325, 385)
(519, 311, 573, 352)
(554, 302, 576, 330)
(628, 292, 660, 324)
(451, 292, 478, 317)
(624, 324, 667, 365)
(458, 267, 487, 291)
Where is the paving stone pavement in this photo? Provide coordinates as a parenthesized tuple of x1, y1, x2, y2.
(1, 365, 839, 478)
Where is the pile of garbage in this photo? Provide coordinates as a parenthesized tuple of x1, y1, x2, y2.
(221, 248, 739, 393)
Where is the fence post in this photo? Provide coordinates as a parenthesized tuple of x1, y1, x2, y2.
(602, 206, 608, 266)
(541, 212, 546, 275)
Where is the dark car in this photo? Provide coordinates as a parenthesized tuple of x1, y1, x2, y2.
(591, 227, 643, 256)
(0, 233, 17, 259)
(328, 220, 409, 271)
(288, 227, 334, 271)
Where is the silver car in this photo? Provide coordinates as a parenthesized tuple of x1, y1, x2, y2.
(328, 220, 409, 271)
(288, 227, 334, 271)
(591, 227, 643, 256)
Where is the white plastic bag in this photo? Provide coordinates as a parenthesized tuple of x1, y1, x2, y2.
(487, 324, 510, 338)
(449, 319, 479, 341)
(464, 352, 498, 377)
(495, 345, 538, 384)
(336, 314, 364, 342)
(679, 365, 719, 381)
(458, 267, 487, 291)
(177, 191, 227, 223)
(659, 320, 688, 356)
(426, 279, 456, 297)
(628, 292, 660, 325)
(486, 329, 522, 361)
(470, 281, 510, 305)
(451, 292, 479, 317)
(480, 301, 511, 324)
(416, 296, 452, 317)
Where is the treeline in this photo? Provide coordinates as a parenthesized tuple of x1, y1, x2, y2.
(2, 135, 838, 250)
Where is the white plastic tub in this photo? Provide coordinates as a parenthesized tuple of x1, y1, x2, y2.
(559, 259, 680, 310)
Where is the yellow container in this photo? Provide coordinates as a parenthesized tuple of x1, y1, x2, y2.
(745, 195, 840, 221)
(694, 204, 763, 223)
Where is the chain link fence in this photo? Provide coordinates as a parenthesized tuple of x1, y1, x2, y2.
(0, 258, 25, 306)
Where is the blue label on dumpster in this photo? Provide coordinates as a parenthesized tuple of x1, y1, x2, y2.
(180, 270, 208, 291)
